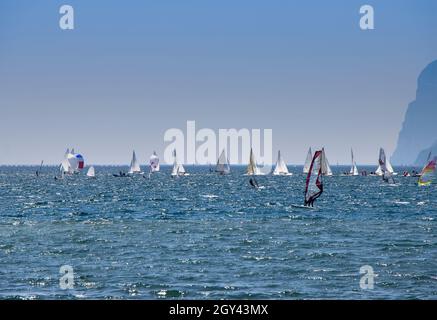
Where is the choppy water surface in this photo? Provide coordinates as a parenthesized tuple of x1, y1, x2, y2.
(0, 166, 435, 299)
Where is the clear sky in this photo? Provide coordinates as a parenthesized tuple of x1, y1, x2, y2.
(1, 0, 437, 165)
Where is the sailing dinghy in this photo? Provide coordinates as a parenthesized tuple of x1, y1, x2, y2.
(349, 149, 359, 176)
(378, 148, 395, 184)
(171, 149, 188, 176)
(418, 157, 436, 186)
(216, 149, 230, 175)
(303, 148, 312, 174)
(321, 148, 333, 176)
(86, 166, 96, 178)
(128, 150, 143, 175)
(304, 150, 324, 207)
(246, 148, 264, 175)
(273, 150, 292, 175)
(375, 148, 395, 176)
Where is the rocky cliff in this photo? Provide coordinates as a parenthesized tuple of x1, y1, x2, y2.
(392, 60, 437, 165)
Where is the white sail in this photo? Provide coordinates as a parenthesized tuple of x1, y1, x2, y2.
(216, 149, 230, 174)
(321, 148, 333, 176)
(128, 150, 142, 174)
(350, 149, 359, 176)
(86, 166, 95, 177)
(171, 149, 187, 176)
(273, 150, 291, 175)
(375, 148, 394, 175)
(150, 151, 160, 173)
(246, 148, 262, 175)
(303, 147, 313, 173)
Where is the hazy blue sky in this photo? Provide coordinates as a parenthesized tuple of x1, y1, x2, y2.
(1, 0, 437, 165)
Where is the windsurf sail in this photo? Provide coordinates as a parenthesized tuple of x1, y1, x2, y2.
(246, 148, 262, 175)
(321, 148, 333, 176)
(128, 150, 142, 174)
(150, 151, 160, 173)
(171, 149, 186, 176)
(87, 166, 95, 178)
(304, 150, 323, 207)
(273, 150, 291, 175)
(418, 157, 436, 186)
(303, 148, 312, 173)
(216, 149, 230, 175)
(350, 149, 359, 176)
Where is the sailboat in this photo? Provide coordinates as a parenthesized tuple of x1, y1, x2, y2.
(375, 148, 395, 176)
(246, 148, 263, 175)
(216, 149, 230, 175)
(378, 148, 395, 183)
(128, 150, 143, 174)
(171, 149, 188, 176)
(150, 151, 160, 173)
(86, 166, 96, 178)
(303, 148, 312, 173)
(321, 148, 333, 176)
(304, 150, 324, 207)
(36, 160, 44, 177)
(349, 149, 359, 176)
(273, 150, 292, 176)
(418, 157, 436, 186)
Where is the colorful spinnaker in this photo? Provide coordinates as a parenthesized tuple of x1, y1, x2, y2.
(418, 157, 436, 186)
(60, 148, 85, 174)
(150, 151, 160, 173)
(304, 150, 323, 207)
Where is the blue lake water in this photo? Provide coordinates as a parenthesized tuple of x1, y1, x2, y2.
(0, 165, 435, 299)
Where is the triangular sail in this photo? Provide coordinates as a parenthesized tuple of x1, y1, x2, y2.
(171, 149, 186, 176)
(304, 150, 323, 206)
(418, 157, 436, 186)
(350, 149, 359, 176)
(321, 148, 333, 176)
(87, 166, 95, 177)
(303, 148, 312, 173)
(273, 150, 291, 175)
(150, 151, 160, 173)
(216, 149, 230, 174)
(246, 148, 262, 175)
(378, 148, 395, 183)
(128, 150, 142, 174)
(376, 148, 394, 175)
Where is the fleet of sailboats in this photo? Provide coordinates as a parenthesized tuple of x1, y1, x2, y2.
(49, 147, 437, 190)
